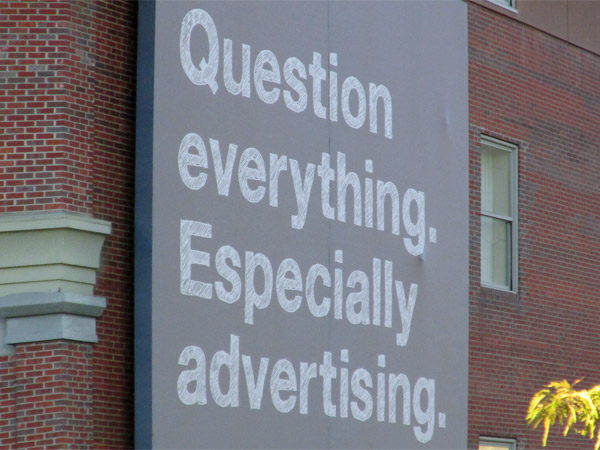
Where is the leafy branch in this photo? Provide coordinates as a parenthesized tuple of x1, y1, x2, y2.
(527, 380, 600, 449)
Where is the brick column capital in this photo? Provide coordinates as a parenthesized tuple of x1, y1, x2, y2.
(0, 292, 106, 346)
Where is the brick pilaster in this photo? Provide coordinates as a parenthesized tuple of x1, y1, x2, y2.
(0, 357, 16, 446)
(0, 0, 137, 448)
(14, 342, 93, 449)
(0, 0, 97, 214)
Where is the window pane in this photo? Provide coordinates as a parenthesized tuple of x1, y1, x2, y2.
(481, 216, 511, 287)
(479, 438, 516, 450)
(486, 0, 515, 9)
(481, 145, 511, 217)
(480, 445, 512, 450)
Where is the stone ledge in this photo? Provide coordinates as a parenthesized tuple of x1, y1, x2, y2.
(0, 292, 107, 346)
(0, 212, 111, 296)
(0, 292, 106, 318)
(0, 211, 111, 234)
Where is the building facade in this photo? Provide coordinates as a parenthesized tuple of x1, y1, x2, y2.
(469, 1, 600, 449)
(0, 0, 599, 448)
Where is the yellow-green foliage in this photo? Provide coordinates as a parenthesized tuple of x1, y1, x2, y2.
(527, 380, 600, 449)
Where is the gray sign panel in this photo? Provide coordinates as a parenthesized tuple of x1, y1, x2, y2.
(138, 1, 468, 448)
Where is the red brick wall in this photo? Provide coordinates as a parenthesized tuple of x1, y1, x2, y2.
(0, 356, 16, 445)
(0, 1, 137, 448)
(0, 0, 99, 213)
(0, 342, 97, 449)
(89, 0, 136, 447)
(14, 342, 94, 449)
(469, 3, 600, 449)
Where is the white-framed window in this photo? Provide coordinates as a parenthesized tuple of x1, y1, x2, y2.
(480, 136, 518, 291)
(486, 0, 517, 12)
(479, 436, 517, 450)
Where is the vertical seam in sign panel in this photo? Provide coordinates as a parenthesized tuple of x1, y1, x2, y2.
(327, 1, 332, 448)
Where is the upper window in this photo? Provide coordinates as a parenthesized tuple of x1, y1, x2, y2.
(479, 436, 517, 450)
(486, 0, 516, 11)
(480, 136, 518, 291)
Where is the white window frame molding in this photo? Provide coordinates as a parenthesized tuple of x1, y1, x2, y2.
(480, 135, 519, 292)
(485, 0, 518, 13)
(479, 436, 517, 450)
